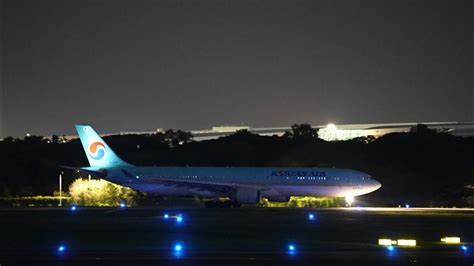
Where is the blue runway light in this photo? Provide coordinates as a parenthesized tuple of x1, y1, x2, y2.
(385, 245, 397, 257)
(70, 206, 77, 211)
(164, 213, 169, 219)
(287, 243, 297, 255)
(120, 202, 126, 208)
(308, 213, 315, 221)
(176, 216, 183, 223)
(405, 204, 410, 208)
(57, 245, 65, 252)
(172, 242, 184, 258)
(461, 245, 468, 251)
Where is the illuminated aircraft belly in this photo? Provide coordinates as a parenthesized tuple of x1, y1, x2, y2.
(270, 185, 373, 197)
(125, 183, 225, 197)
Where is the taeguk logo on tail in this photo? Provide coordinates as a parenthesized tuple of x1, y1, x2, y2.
(89, 142, 106, 160)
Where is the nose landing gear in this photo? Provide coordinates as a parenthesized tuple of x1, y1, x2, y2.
(345, 196, 354, 206)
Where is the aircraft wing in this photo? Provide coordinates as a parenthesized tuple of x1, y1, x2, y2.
(119, 169, 267, 193)
(147, 177, 269, 194)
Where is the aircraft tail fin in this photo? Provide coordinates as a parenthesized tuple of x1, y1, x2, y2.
(75, 124, 132, 168)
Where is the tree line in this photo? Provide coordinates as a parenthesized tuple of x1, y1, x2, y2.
(0, 124, 472, 206)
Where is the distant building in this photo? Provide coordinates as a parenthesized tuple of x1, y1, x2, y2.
(316, 122, 474, 141)
(190, 122, 474, 141)
(36, 121, 474, 143)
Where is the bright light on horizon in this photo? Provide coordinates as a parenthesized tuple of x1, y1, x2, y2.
(326, 123, 337, 131)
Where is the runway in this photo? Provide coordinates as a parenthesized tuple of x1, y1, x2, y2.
(0, 207, 472, 265)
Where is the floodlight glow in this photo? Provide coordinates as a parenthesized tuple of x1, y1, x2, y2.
(345, 196, 354, 205)
(441, 237, 460, 244)
(308, 213, 315, 221)
(378, 239, 392, 246)
(397, 239, 416, 247)
(70, 206, 77, 211)
(327, 123, 337, 131)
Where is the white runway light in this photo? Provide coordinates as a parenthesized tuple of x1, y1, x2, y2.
(441, 237, 461, 244)
(396, 239, 416, 247)
(378, 239, 392, 246)
(378, 239, 416, 247)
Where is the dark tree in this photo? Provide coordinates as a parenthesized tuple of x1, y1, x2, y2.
(2, 136, 16, 143)
(290, 123, 319, 140)
(409, 124, 437, 135)
(164, 129, 194, 147)
(175, 130, 194, 145)
(51, 135, 59, 144)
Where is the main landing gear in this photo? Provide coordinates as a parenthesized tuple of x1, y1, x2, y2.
(204, 200, 241, 208)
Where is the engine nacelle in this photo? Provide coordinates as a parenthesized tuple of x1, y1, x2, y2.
(232, 188, 261, 204)
(265, 195, 290, 202)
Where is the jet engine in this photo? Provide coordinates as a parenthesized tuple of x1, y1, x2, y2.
(265, 195, 290, 202)
(232, 188, 261, 204)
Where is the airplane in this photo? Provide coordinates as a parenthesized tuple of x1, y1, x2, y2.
(66, 124, 381, 206)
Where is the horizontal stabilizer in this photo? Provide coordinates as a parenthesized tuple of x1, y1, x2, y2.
(60, 166, 107, 178)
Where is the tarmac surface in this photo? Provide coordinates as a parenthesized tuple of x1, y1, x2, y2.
(0, 207, 472, 265)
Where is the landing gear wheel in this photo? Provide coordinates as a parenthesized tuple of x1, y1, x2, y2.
(204, 201, 241, 208)
(231, 202, 241, 208)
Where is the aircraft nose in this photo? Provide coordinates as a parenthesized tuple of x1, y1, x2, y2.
(371, 179, 382, 191)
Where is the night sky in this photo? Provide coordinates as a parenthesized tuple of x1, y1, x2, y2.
(1, 0, 472, 137)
